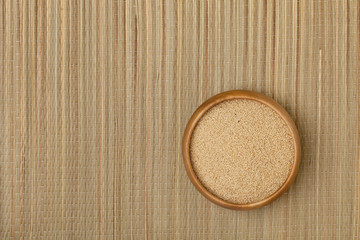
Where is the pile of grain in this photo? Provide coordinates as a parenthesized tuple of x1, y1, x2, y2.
(190, 99, 295, 204)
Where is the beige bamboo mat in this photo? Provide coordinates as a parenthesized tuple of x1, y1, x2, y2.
(0, 0, 359, 239)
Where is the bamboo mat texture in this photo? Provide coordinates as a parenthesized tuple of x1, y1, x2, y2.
(1, 0, 359, 239)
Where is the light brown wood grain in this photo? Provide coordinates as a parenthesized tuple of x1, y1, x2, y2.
(0, 0, 359, 239)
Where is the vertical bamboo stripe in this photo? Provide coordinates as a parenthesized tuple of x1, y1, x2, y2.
(0, 0, 359, 239)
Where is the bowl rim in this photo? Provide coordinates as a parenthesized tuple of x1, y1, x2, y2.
(182, 90, 301, 210)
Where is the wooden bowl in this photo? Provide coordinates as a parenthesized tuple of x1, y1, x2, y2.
(182, 90, 301, 210)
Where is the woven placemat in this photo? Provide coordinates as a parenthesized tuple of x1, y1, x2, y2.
(1, 1, 359, 239)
